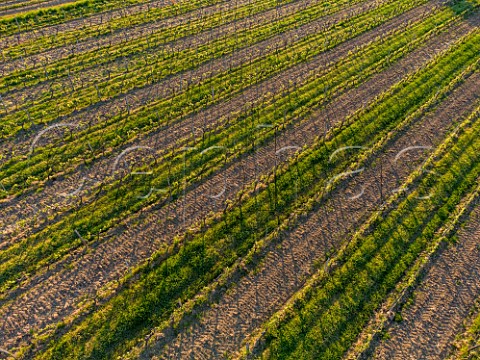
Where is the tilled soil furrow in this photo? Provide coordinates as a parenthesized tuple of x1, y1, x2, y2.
(372, 206, 480, 360)
(1, 12, 475, 352)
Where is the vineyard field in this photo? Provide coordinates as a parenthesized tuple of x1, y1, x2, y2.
(0, 0, 479, 359)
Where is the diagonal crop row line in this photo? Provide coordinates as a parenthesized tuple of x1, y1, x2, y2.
(2, 9, 472, 352)
(354, 162, 480, 360)
(0, 0, 364, 137)
(0, 0, 47, 11)
(0, 0, 88, 16)
(0, 0, 368, 113)
(1, 0, 241, 61)
(0, 0, 424, 174)
(0, 1, 472, 296)
(126, 35, 480, 357)
(3, 0, 390, 138)
(0, 0, 296, 77)
(0, 0, 460, 218)
(0, 0, 403, 187)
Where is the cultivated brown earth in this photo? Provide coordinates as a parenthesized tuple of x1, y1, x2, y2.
(371, 202, 480, 359)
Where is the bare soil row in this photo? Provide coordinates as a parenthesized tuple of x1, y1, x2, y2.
(369, 166, 480, 359)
